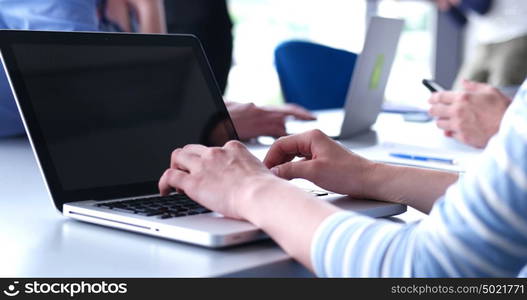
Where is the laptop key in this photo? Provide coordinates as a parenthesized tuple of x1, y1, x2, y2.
(112, 204, 129, 209)
(137, 210, 164, 217)
(113, 207, 137, 214)
(96, 194, 209, 218)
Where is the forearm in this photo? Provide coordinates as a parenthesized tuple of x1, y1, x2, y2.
(363, 163, 458, 213)
(239, 176, 340, 271)
(129, 0, 166, 33)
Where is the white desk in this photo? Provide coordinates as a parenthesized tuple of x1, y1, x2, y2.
(284, 110, 482, 173)
(0, 112, 481, 277)
(0, 137, 311, 277)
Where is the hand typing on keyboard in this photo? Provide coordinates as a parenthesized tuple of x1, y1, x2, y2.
(96, 194, 211, 219)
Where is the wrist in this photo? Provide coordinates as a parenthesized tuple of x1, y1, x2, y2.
(234, 174, 282, 220)
(359, 162, 405, 204)
(235, 174, 314, 226)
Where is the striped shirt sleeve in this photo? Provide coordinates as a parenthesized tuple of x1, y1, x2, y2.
(311, 82, 527, 277)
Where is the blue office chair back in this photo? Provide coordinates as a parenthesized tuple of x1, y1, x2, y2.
(275, 40, 358, 110)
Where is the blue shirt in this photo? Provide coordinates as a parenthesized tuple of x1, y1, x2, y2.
(448, 0, 493, 26)
(0, 0, 100, 137)
(312, 80, 527, 277)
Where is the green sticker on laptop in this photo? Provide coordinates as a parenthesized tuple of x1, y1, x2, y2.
(369, 54, 385, 90)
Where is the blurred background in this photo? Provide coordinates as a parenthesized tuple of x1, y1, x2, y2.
(225, 0, 441, 110)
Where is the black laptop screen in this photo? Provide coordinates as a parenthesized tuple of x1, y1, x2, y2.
(10, 42, 235, 194)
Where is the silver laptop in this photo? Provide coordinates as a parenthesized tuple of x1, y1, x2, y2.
(0, 30, 406, 248)
(287, 16, 404, 139)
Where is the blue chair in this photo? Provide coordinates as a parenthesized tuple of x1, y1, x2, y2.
(275, 40, 358, 110)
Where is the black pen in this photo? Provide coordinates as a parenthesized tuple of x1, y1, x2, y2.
(422, 79, 446, 93)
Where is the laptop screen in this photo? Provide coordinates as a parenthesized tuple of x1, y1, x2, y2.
(1, 32, 237, 204)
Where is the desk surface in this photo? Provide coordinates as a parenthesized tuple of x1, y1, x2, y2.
(0, 137, 307, 277)
(0, 113, 479, 277)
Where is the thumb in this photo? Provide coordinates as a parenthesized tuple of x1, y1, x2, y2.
(462, 79, 489, 92)
(270, 160, 312, 180)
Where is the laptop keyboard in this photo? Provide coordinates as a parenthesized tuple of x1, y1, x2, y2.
(95, 189, 329, 220)
(95, 194, 211, 219)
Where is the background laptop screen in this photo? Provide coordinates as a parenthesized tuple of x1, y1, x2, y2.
(10, 43, 234, 192)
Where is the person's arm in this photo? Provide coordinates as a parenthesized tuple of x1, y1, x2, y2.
(428, 80, 512, 148)
(225, 101, 315, 140)
(159, 82, 527, 276)
(104, 0, 166, 33)
(158, 141, 339, 268)
(313, 83, 527, 277)
(263, 130, 457, 213)
(157, 130, 457, 270)
(359, 164, 458, 213)
(126, 0, 166, 33)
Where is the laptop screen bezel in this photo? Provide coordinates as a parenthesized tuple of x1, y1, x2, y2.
(0, 30, 239, 211)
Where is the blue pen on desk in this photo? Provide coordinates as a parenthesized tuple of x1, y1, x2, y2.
(389, 153, 456, 165)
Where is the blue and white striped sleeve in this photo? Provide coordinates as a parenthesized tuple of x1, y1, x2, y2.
(311, 82, 527, 277)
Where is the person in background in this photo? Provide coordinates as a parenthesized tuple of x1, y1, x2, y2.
(100, 0, 167, 33)
(0, 0, 315, 139)
(428, 79, 512, 148)
(103, 0, 316, 140)
(0, 0, 167, 138)
(436, 0, 527, 88)
(100, 0, 316, 140)
(159, 79, 527, 277)
(164, 0, 232, 95)
(0, 0, 102, 138)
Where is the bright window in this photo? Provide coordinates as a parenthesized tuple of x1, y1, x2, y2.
(226, 0, 434, 108)
(378, 0, 435, 108)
